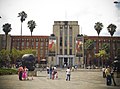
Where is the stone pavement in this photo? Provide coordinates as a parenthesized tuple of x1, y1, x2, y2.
(0, 69, 120, 89)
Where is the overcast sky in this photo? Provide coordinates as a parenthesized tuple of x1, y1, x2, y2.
(0, 0, 120, 36)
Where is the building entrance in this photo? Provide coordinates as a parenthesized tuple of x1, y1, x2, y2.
(64, 57, 68, 66)
(57, 55, 74, 67)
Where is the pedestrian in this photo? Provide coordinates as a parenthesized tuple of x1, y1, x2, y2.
(111, 67, 116, 86)
(54, 66, 58, 79)
(22, 66, 28, 80)
(52, 67, 55, 80)
(18, 65, 23, 80)
(102, 66, 106, 78)
(105, 66, 112, 86)
(46, 66, 49, 78)
(66, 67, 71, 81)
(49, 66, 52, 79)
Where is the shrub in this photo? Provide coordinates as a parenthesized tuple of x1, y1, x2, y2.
(0, 68, 18, 75)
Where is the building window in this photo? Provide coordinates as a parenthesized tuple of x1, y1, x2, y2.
(69, 49, 72, 55)
(26, 42, 29, 47)
(32, 42, 34, 48)
(60, 37, 62, 46)
(65, 28, 67, 35)
(69, 36, 72, 47)
(65, 49, 67, 55)
(41, 42, 44, 46)
(60, 49, 62, 55)
(36, 39, 38, 42)
(65, 36, 67, 47)
(22, 42, 24, 47)
(36, 42, 38, 48)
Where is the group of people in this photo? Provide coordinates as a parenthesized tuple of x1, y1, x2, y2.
(46, 66, 71, 81)
(18, 65, 33, 81)
(46, 66, 58, 80)
(102, 66, 116, 86)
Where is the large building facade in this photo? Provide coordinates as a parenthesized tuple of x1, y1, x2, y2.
(0, 21, 120, 67)
(0, 35, 49, 63)
(48, 21, 80, 67)
(11, 36, 49, 62)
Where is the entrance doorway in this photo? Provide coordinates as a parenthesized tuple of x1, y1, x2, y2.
(64, 57, 68, 66)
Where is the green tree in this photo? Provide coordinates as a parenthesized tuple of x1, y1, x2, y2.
(18, 11, 27, 36)
(10, 48, 21, 64)
(101, 43, 110, 54)
(2, 23, 12, 50)
(99, 50, 108, 67)
(27, 20, 36, 36)
(0, 49, 10, 67)
(85, 39, 94, 67)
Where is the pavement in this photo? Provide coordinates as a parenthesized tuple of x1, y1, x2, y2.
(0, 69, 120, 89)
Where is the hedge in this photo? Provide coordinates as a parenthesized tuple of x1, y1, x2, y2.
(0, 68, 18, 75)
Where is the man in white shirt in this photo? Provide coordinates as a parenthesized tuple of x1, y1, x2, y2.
(66, 67, 71, 81)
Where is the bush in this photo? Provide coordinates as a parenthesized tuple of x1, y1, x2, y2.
(0, 68, 18, 75)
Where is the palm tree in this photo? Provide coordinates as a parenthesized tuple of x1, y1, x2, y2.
(27, 20, 36, 49)
(27, 20, 36, 36)
(18, 11, 27, 50)
(107, 24, 117, 37)
(18, 11, 27, 36)
(94, 22, 103, 53)
(107, 23, 117, 61)
(94, 22, 103, 36)
(2, 23, 12, 50)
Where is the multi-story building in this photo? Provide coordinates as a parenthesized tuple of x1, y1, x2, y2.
(0, 21, 120, 67)
(0, 34, 11, 50)
(11, 36, 49, 62)
(47, 21, 80, 67)
(84, 36, 120, 66)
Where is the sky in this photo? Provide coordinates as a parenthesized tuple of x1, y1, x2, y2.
(0, 0, 120, 36)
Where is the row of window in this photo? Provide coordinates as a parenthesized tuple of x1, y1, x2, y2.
(12, 38, 49, 42)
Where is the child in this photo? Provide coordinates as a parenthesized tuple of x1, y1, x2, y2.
(22, 66, 28, 80)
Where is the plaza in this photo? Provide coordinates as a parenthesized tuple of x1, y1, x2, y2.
(0, 69, 120, 89)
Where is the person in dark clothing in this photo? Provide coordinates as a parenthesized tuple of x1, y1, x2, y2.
(18, 66, 23, 80)
(49, 67, 52, 79)
(111, 67, 116, 86)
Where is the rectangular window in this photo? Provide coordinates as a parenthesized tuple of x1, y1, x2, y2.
(26, 42, 29, 47)
(22, 42, 24, 47)
(60, 49, 62, 55)
(36, 42, 38, 48)
(60, 37, 62, 46)
(65, 49, 67, 55)
(69, 49, 72, 55)
(65, 36, 67, 47)
(69, 36, 72, 47)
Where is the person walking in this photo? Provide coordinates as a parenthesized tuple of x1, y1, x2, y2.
(102, 66, 106, 78)
(66, 67, 71, 81)
(18, 65, 23, 80)
(111, 67, 116, 86)
(46, 66, 49, 79)
(49, 66, 53, 79)
(105, 66, 112, 86)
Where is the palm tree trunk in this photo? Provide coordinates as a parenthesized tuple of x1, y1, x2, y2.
(110, 36, 113, 62)
(20, 22, 22, 50)
(31, 32, 32, 36)
(21, 22, 22, 36)
(5, 35, 7, 50)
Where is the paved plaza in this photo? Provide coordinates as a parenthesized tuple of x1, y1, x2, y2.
(0, 69, 120, 89)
